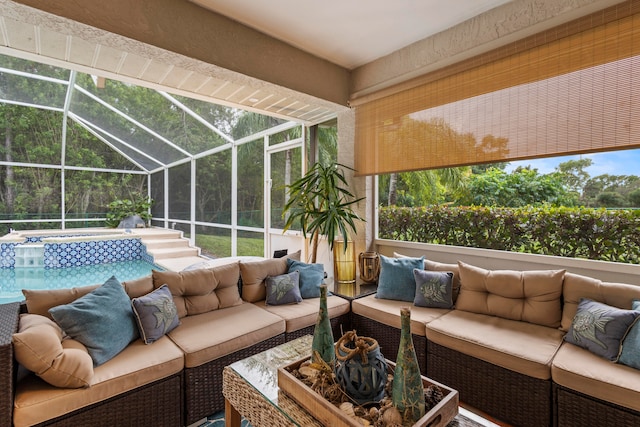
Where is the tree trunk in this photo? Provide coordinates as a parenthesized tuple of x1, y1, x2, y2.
(388, 173, 398, 206)
(4, 120, 14, 215)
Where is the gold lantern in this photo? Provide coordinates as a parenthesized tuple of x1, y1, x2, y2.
(333, 240, 356, 284)
(358, 251, 380, 283)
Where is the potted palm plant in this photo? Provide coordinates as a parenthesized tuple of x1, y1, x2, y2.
(282, 162, 364, 282)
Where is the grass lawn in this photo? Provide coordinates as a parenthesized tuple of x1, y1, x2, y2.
(193, 234, 264, 258)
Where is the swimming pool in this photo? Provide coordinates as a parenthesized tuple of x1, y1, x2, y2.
(0, 229, 165, 303)
(0, 259, 163, 304)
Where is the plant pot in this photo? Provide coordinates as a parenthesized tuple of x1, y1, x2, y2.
(333, 240, 356, 284)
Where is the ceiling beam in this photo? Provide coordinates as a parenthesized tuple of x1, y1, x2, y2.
(9, 0, 351, 107)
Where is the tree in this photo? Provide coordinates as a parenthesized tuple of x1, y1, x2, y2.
(596, 191, 626, 207)
(458, 167, 576, 207)
(556, 158, 593, 197)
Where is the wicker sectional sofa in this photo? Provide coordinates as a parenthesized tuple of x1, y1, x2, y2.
(1, 253, 640, 427)
(0, 256, 350, 427)
(352, 257, 640, 427)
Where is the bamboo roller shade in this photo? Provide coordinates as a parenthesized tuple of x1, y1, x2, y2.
(354, 1, 640, 176)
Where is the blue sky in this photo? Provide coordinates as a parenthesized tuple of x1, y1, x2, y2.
(504, 149, 640, 177)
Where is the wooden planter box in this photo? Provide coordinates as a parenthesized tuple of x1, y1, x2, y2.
(278, 358, 459, 427)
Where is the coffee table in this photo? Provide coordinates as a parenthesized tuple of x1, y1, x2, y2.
(223, 335, 320, 427)
(222, 335, 497, 427)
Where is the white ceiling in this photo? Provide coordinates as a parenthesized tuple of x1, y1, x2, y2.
(190, 0, 514, 69)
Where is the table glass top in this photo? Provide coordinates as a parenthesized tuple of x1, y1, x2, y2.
(229, 335, 313, 404)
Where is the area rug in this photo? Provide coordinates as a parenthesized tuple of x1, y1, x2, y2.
(198, 410, 487, 427)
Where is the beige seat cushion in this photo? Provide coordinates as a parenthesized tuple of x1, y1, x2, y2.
(561, 272, 640, 331)
(456, 262, 564, 328)
(552, 341, 640, 412)
(351, 294, 450, 337)
(167, 302, 285, 368)
(255, 295, 350, 333)
(13, 336, 183, 427)
(426, 310, 564, 380)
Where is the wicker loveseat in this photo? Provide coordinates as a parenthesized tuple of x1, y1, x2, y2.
(351, 256, 640, 427)
(0, 256, 351, 427)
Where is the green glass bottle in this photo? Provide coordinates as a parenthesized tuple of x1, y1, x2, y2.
(311, 285, 335, 367)
(392, 307, 425, 424)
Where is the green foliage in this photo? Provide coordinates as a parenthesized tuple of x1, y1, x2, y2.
(379, 205, 640, 263)
(105, 197, 153, 228)
(282, 162, 364, 262)
(458, 167, 577, 207)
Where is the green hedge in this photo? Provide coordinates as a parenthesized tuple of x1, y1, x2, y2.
(378, 206, 640, 264)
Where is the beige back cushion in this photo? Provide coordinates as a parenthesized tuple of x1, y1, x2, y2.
(152, 262, 242, 318)
(239, 257, 289, 302)
(22, 276, 154, 319)
(456, 261, 565, 328)
(122, 275, 154, 298)
(561, 272, 640, 331)
(12, 313, 93, 388)
(23, 285, 100, 319)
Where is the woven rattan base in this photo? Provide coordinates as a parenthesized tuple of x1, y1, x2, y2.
(285, 312, 351, 341)
(0, 302, 20, 427)
(428, 341, 551, 427)
(184, 334, 286, 425)
(33, 373, 182, 427)
(351, 313, 427, 374)
(223, 365, 322, 427)
(554, 383, 640, 427)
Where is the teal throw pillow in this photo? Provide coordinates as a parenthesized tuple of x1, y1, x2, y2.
(49, 276, 139, 366)
(131, 284, 180, 344)
(265, 271, 303, 305)
(564, 298, 640, 361)
(375, 255, 424, 302)
(286, 259, 324, 299)
(413, 269, 454, 309)
(618, 300, 640, 369)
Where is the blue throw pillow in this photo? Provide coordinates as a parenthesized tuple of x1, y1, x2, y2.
(375, 255, 424, 302)
(265, 271, 303, 305)
(131, 284, 180, 344)
(564, 298, 640, 361)
(49, 276, 139, 366)
(413, 269, 454, 309)
(618, 300, 640, 369)
(287, 259, 324, 299)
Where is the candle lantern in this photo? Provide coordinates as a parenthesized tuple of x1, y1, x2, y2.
(358, 251, 380, 283)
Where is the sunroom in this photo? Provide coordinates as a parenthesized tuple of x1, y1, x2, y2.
(1, 2, 640, 427)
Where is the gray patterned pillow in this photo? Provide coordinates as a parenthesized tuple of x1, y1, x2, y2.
(413, 269, 454, 309)
(265, 271, 302, 306)
(131, 284, 180, 344)
(565, 298, 640, 361)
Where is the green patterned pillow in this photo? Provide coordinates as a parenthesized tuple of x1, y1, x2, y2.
(565, 298, 640, 361)
(265, 271, 302, 305)
(413, 269, 454, 309)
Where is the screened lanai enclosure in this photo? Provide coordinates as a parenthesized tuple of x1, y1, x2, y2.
(0, 54, 337, 258)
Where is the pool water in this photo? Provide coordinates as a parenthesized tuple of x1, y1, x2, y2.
(0, 260, 163, 304)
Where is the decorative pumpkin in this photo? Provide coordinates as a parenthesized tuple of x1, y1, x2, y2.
(334, 330, 388, 405)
